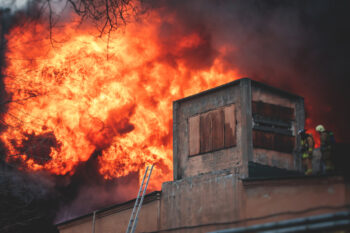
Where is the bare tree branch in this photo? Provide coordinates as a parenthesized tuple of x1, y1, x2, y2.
(65, 0, 136, 35)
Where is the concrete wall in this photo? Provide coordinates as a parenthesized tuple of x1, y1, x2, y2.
(159, 174, 349, 233)
(58, 174, 349, 233)
(58, 193, 161, 233)
(160, 170, 243, 232)
(173, 80, 245, 180)
(243, 177, 348, 222)
(173, 78, 305, 180)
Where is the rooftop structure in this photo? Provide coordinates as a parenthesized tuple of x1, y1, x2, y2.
(173, 78, 304, 180)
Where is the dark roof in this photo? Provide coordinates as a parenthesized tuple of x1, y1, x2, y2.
(56, 191, 161, 227)
(173, 78, 303, 104)
(209, 210, 350, 233)
(242, 171, 344, 185)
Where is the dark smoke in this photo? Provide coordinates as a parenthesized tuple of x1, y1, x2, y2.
(0, 148, 138, 232)
(54, 155, 138, 223)
(16, 132, 61, 165)
(145, 0, 350, 142)
(0, 161, 59, 233)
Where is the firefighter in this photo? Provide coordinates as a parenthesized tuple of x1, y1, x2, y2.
(316, 125, 335, 173)
(298, 129, 314, 175)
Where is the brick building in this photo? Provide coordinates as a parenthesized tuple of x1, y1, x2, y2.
(57, 78, 350, 233)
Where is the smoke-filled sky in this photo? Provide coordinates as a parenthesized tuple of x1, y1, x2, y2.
(0, 0, 29, 11)
(145, 0, 350, 142)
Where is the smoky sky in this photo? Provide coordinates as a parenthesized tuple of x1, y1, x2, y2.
(145, 0, 350, 142)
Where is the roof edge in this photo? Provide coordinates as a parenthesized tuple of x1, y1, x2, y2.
(56, 190, 161, 227)
(173, 77, 303, 104)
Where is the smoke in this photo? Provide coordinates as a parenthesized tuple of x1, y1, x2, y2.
(0, 0, 67, 13)
(0, 150, 138, 231)
(144, 0, 350, 142)
(0, 0, 30, 12)
(0, 162, 59, 233)
(54, 156, 139, 223)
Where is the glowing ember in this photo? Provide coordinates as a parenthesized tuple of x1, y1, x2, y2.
(1, 11, 240, 189)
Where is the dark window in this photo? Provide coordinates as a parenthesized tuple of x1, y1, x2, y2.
(252, 101, 295, 153)
(252, 101, 294, 136)
(189, 105, 236, 156)
(252, 101, 294, 121)
(253, 131, 295, 153)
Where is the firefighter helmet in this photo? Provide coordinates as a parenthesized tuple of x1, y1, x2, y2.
(315, 125, 325, 132)
(298, 129, 306, 135)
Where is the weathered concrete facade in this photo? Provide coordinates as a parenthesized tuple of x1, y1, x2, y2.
(173, 78, 304, 180)
(173, 79, 244, 180)
(57, 78, 350, 233)
(58, 192, 161, 233)
(58, 173, 350, 233)
(160, 173, 349, 233)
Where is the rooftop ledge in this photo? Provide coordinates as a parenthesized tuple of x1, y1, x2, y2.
(241, 173, 345, 186)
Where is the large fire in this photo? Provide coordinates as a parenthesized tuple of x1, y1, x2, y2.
(1, 10, 240, 189)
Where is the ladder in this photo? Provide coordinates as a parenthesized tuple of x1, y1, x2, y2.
(125, 165, 154, 233)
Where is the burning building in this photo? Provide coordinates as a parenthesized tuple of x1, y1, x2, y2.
(1, 1, 350, 232)
(57, 78, 350, 233)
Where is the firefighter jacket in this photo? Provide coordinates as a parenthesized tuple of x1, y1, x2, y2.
(301, 134, 314, 159)
(320, 131, 334, 152)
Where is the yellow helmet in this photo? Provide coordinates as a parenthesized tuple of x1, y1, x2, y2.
(315, 125, 325, 132)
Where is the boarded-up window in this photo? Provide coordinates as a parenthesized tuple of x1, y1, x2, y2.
(252, 101, 295, 153)
(252, 101, 294, 121)
(253, 131, 294, 153)
(189, 105, 236, 156)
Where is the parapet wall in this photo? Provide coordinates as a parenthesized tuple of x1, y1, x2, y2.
(159, 174, 349, 233)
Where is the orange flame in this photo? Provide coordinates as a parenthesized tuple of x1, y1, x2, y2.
(305, 118, 321, 148)
(1, 11, 240, 189)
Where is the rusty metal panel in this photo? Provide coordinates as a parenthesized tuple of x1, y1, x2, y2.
(253, 130, 295, 153)
(224, 105, 236, 147)
(253, 130, 274, 149)
(211, 109, 224, 150)
(279, 106, 294, 121)
(188, 115, 200, 156)
(200, 112, 212, 153)
(252, 101, 294, 121)
(274, 134, 295, 152)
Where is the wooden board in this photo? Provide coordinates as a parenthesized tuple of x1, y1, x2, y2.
(211, 109, 224, 150)
(188, 115, 200, 156)
(224, 105, 236, 147)
(200, 112, 212, 153)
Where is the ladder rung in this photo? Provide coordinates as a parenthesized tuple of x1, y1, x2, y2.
(125, 165, 154, 233)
